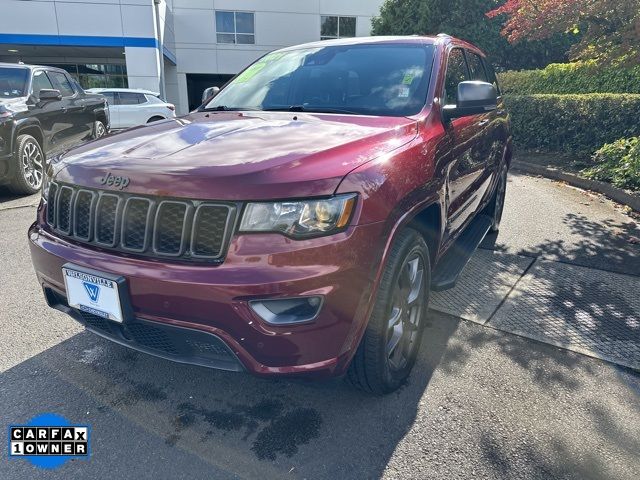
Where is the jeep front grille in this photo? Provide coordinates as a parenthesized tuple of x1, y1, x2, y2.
(46, 183, 237, 262)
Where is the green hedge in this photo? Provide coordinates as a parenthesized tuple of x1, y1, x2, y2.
(582, 137, 640, 192)
(504, 94, 640, 155)
(498, 62, 640, 95)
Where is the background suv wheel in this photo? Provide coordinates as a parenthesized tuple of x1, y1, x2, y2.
(9, 134, 44, 195)
(347, 228, 431, 394)
(93, 120, 107, 139)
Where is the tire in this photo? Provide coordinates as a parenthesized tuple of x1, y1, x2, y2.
(147, 116, 165, 123)
(93, 120, 107, 139)
(8, 134, 45, 195)
(347, 228, 431, 394)
(486, 163, 508, 232)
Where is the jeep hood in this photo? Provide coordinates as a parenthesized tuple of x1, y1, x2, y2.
(55, 111, 418, 200)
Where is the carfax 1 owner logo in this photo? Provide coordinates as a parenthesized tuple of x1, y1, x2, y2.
(8, 413, 90, 469)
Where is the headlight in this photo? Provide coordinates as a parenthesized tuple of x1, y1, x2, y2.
(239, 194, 357, 238)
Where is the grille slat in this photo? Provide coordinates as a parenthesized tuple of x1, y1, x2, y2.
(95, 194, 120, 246)
(56, 186, 74, 234)
(74, 190, 95, 240)
(122, 198, 152, 251)
(46, 183, 59, 225)
(154, 201, 189, 256)
(45, 183, 234, 262)
(192, 205, 231, 258)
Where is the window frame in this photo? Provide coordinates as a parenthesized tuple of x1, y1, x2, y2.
(440, 46, 470, 107)
(465, 50, 488, 83)
(116, 92, 146, 105)
(215, 10, 255, 45)
(45, 70, 77, 98)
(320, 15, 357, 40)
(30, 69, 55, 98)
(481, 57, 502, 96)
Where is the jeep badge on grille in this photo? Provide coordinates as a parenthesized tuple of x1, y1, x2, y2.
(99, 172, 130, 190)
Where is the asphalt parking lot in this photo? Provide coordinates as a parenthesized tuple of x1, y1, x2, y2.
(1, 172, 639, 479)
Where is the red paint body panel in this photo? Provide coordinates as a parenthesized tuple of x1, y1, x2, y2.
(29, 35, 511, 378)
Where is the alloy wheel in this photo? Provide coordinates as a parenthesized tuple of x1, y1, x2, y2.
(494, 167, 507, 226)
(21, 140, 44, 190)
(95, 121, 106, 138)
(386, 253, 425, 371)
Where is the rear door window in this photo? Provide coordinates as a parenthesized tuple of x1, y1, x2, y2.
(102, 92, 117, 105)
(482, 59, 501, 95)
(47, 71, 75, 97)
(466, 51, 488, 82)
(443, 48, 469, 106)
(118, 92, 146, 105)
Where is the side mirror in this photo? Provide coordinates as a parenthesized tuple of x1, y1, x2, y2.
(443, 81, 497, 120)
(202, 86, 220, 103)
(38, 89, 62, 102)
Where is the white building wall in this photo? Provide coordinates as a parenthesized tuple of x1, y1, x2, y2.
(170, 0, 385, 112)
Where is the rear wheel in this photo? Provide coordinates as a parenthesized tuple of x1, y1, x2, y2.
(8, 134, 44, 195)
(347, 228, 430, 394)
(93, 120, 107, 139)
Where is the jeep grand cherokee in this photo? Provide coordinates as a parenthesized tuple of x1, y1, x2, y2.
(29, 35, 511, 394)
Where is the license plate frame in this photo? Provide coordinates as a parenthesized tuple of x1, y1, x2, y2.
(62, 264, 128, 323)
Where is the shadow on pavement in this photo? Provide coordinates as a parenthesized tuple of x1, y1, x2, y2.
(0, 314, 460, 479)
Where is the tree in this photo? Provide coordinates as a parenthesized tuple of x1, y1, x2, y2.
(487, 0, 640, 64)
(371, 0, 577, 70)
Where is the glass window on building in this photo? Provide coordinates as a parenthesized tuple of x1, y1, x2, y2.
(47, 63, 128, 89)
(321, 16, 357, 40)
(216, 11, 255, 44)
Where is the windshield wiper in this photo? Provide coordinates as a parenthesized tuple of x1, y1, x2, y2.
(264, 105, 363, 115)
(200, 105, 260, 112)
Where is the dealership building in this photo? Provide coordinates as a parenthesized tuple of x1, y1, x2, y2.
(1, 0, 385, 114)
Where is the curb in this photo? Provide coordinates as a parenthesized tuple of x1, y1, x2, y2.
(512, 159, 640, 212)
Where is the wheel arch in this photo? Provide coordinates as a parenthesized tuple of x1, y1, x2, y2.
(14, 120, 44, 152)
(407, 201, 443, 267)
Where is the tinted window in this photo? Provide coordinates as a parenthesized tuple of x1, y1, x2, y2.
(467, 52, 488, 82)
(483, 59, 501, 95)
(206, 44, 435, 117)
(47, 71, 75, 96)
(0, 67, 29, 98)
(443, 48, 468, 105)
(145, 94, 164, 104)
(216, 11, 255, 44)
(31, 70, 54, 97)
(321, 16, 357, 40)
(102, 92, 116, 105)
(118, 92, 146, 105)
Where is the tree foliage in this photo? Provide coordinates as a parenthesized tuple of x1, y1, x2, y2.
(371, 0, 577, 70)
(487, 0, 640, 64)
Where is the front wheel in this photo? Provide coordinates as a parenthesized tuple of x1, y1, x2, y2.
(487, 163, 508, 232)
(8, 134, 45, 195)
(347, 228, 430, 394)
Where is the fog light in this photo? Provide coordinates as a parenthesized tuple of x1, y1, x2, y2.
(249, 296, 323, 325)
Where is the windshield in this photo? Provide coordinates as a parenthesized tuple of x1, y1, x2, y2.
(0, 67, 29, 98)
(205, 43, 435, 117)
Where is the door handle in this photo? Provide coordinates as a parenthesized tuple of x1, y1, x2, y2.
(477, 119, 489, 127)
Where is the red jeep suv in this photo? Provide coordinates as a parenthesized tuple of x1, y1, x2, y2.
(29, 35, 511, 394)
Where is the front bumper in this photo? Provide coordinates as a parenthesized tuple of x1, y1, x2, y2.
(29, 209, 386, 378)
